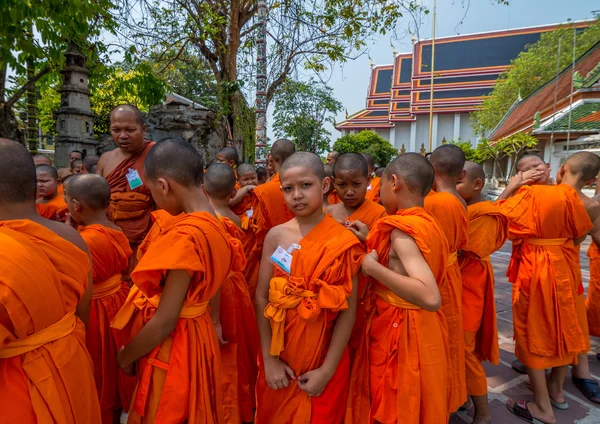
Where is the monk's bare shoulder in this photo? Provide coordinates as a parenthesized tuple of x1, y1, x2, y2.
(325, 203, 342, 218)
(583, 195, 600, 223)
(38, 218, 89, 253)
(97, 148, 121, 177)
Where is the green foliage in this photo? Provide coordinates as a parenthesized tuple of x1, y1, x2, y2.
(332, 130, 397, 167)
(473, 133, 538, 179)
(449, 139, 482, 163)
(472, 19, 600, 135)
(235, 95, 257, 163)
(272, 79, 342, 155)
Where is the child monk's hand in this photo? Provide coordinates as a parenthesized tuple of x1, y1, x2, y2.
(298, 367, 332, 397)
(520, 168, 544, 185)
(116, 347, 136, 376)
(347, 220, 369, 243)
(214, 321, 227, 345)
(64, 213, 78, 229)
(243, 185, 256, 193)
(264, 356, 295, 390)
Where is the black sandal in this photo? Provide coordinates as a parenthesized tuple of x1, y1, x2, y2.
(572, 374, 600, 404)
(506, 400, 551, 424)
(512, 359, 527, 374)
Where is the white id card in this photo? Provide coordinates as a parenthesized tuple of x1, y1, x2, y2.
(126, 168, 143, 190)
(246, 207, 254, 218)
(269, 243, 301, 275)
(367, 183, 372, 191)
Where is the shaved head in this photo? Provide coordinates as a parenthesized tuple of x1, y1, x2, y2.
(0, 138, 37, 203)
(360, 153, 374, 169)
(257, 166, 268, 182)
(36, 164, 59, 180)
(516, 154, 544, 171)
(564, 152, 600, 182)
(33, 154, 52, 167)
(83, 155, 99, 172)
(217, 147, 239, 164)
(430, 144, 466, 177)
(66, 174, 111, 210)
(145, 139, 204, 187)
(236, 163, 256, 176)
(111, 104, 144, 126)
(281, 151, 325, 180)
(71, 159, 83, 170)
(334, 153, 369, 178)
(204, 163, 237, 199)
(384, 153, 434, 196)
(270, 139, 296, 164)
(324, 164, 334, 179)
(463, 161, 485, 182)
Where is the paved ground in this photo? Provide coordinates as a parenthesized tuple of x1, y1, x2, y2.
(450, 238, 600, 423)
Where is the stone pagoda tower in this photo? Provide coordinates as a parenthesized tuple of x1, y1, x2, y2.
(54, 43, 97, 167)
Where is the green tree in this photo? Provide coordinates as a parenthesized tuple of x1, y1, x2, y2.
(272, 79, 342, 155)
(472, 19, 600, 136)
(332, 130, 397, 167)
(474, 133, 538, 180)
(449, 139, 480, 163)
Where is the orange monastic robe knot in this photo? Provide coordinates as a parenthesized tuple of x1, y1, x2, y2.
(348, 207, 450, 424)
(587, 243, 600, 337)
(459, 201, 508, 397)
(256, 216, 362, 424)
(81, 225, 137, 422)
(424, 190, 468, 411)
(218, 217, 260, 423)
(0, 220, 100, 423)
(499, 184, 592, 369)
(112, 213, 234, 423)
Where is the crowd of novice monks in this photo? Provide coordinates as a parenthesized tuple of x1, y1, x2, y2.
(2, 104, 600, 424)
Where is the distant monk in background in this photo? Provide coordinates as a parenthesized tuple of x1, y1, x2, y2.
(69, 149, 84, 164)
(33, 154, 52, 167)
(96, 104, 155, 274)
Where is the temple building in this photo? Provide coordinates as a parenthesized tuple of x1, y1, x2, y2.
(336, 21, 591, 154)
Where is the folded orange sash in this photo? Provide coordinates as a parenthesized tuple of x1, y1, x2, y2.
(92, 274, 124, 299)
(373, 284, 421, 310)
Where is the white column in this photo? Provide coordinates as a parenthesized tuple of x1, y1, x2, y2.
(432, 114, 439, 150)
(453, 113, 461, 142)
(389, 125, 396, 149)
(409, 121, 417, 153)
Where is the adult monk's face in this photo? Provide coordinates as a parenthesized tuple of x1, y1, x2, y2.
(334, 168, 369, 208)
(326, 153, 337, 166)
(110, 110, 146, 154)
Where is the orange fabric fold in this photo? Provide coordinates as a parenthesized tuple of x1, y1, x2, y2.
(424, 190, 468, 411)
(499, 184, 592, 369)
(328, 190, 341, 205)
(111, 212, 233, 423)
(256, 216, 362, 424)
(218, 217, 260, 423)
(348, 208, 450, 424)
(136, 209, 180, 261)
(365, 176, 381, 203)
(464, 331, 488, 397)
(459, 201, 507, 366)
(37, 193, 68, 221)
(106, 141, 156, 245)
(36, 203, 59, 220)
(0, 220, 100, 423)
(587, 243, 600, 337)
(81, 225, 137, 421)
(231, 194, 261, 300)
(347, 199, 387, 229)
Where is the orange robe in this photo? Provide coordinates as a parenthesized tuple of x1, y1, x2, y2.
(256, 216, 362, 423)
(459, 201, 508, 397)
(136, 210, 179, 261)
(0, 220, 100, 423)
(106, 141, 156, 246)
(38, 193, 68, 221)
(248, 173, 295, 298)
(346, 199, 386, 229)
(587, 243, 600, 337)
(365, 176, 381, 204)
(348, 208, 450, 424)
(231, 194, 259, 299)
(81, 225, 136, 422)
(112, 212, 233, 423)
(36, 203, 59, 220)
(424, 190, 468, 411)
(328, 190, 341, 205)
(499, 184, 592, 369)
(218, 217, 260, 423)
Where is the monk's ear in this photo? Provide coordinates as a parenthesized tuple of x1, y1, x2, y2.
(474, 178, 484, 192)
(141, 123, 147, 133)
(71, 198, 81, 212)
(157, 177, 170, 195)
(390, 174, 401, 192)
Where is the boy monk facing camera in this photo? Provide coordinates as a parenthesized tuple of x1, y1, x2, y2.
(204, 163, 260, 423)
(499, 153, 600, 424)
(347, 153, 449, 424)
(111, 139, 235, 423)
(65, 174, 137, 423)
(255, 152, 363, 423)
(36, 164, 69, 221)
(326, 152, 386, 229)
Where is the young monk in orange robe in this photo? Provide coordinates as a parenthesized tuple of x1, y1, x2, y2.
(0, 138, 100, 423)
(205, 163, 260, 423)
(248, 139, 296, 299)
(361, 153, 381, 204)
(36, 203, 59, 220)
(424, 144, 468, 412)
(456, 161, 508, 424)
(498, 153, 600, 423)
(36, 164, 69, 221)
(111, 139, 235, 423)
(255, 152, 362, 423)
(347, 152, 449, 424)
(65, 174, 137, 423)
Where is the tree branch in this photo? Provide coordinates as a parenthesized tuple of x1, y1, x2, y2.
(5, 66, 51, 109)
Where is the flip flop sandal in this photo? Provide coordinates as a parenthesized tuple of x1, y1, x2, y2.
(506, 400, 551, 424)
(525, 382, 569, 410)
(512, 359, 527, 374)
(572, 375, 600, 404)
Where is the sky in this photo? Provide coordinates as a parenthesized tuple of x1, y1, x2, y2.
(312, 0, 600, 143)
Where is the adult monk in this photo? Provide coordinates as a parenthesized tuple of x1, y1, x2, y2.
(498, 153, 600, 424)
(97, 104, 155, 269)
(326, 150, 340, 165)
(247, 139, 296, 299)
(255, 152, 362, 423)
(361, 153, 381, 204)
(347, 153, 449, 424)
(457, 161, 508, 424)
(424, 143, 468, 412)
(65, 174, 137, 423)
(32, 153, 52, 167)
(0, 138, 100, 423)
(112, 139, 235, 423)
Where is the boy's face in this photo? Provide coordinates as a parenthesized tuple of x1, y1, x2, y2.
(280, 166, 326, 216)
(517, 156, 550, 185)
(456, 175, 481, 204)
(379, 174, 398, 215)
(216, 153, 235, 168)
(36, 171, 58, 198)
(333, 168, 369, 208)
(238, 171, 258, 187)
(72, 164, 82, 174)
